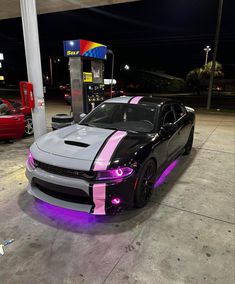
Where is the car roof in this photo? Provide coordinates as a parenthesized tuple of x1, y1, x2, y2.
(105, 96, 177, 107)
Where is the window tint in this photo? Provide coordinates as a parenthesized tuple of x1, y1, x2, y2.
(173, 104, 185, 120)
(161, 104, 176, 125)
(0, 103, 10, 116)
(163, 111, 175, 124)
(81, 103, 157, 133)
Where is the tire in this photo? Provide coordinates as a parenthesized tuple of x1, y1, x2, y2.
(134, 159, 157, 208)
(24, 115, 34, 136)
(51, 114, 73, 123)
(4, 140, 14, 144)
(184, 128, 194, 155)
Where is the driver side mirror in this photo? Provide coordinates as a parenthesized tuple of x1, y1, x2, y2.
(160, 123, 177, 136)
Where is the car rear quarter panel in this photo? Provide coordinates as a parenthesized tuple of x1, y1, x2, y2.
(0, 114, 25, 139)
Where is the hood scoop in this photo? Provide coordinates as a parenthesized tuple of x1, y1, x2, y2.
(64, 140, 90, 148)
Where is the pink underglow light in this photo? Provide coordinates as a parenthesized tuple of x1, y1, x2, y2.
(154, 160, 179, 188)
(34, 200, 106, 229)
(115, 169, 123, 177)
(111, 198, 121, 205)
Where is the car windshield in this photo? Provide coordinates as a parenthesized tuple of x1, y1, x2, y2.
(80, 103, 157, 133)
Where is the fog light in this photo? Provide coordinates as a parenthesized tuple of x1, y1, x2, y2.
(111, 198, 121, 205)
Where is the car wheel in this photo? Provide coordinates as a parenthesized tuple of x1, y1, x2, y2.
(184, 128, 194, 155)
(24, 115, 34, 136)
(134, 159, 157, 208)
(4, 139, 14, 144)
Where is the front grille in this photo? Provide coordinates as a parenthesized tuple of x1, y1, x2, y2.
(34, 178, 94, 205)
(34, 160, 96, 180)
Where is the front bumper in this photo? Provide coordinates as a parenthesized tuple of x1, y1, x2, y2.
(26, 161, 136, 215)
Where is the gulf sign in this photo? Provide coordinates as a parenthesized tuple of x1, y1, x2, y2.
(64, 39, 107, 60)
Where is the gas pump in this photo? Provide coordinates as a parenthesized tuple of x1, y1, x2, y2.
(82, 68, 105, 113)
(83, 83, 105, 113)
(64, 39, 107, 122)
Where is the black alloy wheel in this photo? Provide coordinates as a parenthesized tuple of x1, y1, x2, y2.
(24, 115, 34, 136)
(184, 128, 194, 155)
(134, 159, 157, 208)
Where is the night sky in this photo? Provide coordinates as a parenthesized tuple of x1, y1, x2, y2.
(0, 0, 234, 84)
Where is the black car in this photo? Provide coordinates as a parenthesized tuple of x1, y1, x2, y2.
(26, 96, 195, 215)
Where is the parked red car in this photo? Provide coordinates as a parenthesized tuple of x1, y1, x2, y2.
(0, 99, 25, 140)
(0, 98, 33, 139)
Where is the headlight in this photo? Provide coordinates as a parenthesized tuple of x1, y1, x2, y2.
(96, 167, 133, 180)
(27, 150, 35, 169)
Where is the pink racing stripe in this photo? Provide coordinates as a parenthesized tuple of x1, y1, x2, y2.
(129, 96, 143, 104)
(93, 183, 106, 215)
(93, 131, 127, 171)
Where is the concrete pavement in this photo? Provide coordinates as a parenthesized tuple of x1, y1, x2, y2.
(0, 103, 234, 284)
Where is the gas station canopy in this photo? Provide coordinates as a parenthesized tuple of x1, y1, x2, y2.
(0, 0, 137, 139)
(0, 0, 137, 20)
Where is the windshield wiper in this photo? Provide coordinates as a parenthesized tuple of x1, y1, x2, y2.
(127, 130, 139, 134)
(103, 126, 119, 131)
(103, 126, 138, 133)
(80, 123, 94, 127)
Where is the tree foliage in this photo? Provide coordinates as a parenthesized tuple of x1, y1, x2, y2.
(186, 61, 224, 93)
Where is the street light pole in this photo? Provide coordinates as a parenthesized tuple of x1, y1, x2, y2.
(20, 0, 47, 139)
(207, 0, 224, 110)
(204, 45, 211, 66)
(107, 49, 115, 98)
(49, 56, 53, 86)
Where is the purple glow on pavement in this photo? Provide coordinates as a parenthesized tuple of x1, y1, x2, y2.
(111, 198, 121, 205)
(34, 199, 103, 227)
(154, 160, 179, 188)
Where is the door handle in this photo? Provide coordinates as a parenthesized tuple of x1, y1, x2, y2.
(13, 117, 20, 121)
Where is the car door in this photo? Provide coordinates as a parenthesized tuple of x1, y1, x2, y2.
(162, 104, 181, 161)
(154, 103, 179, 169)
(172, 103, 191, 151)
(0, 113, 25, 139)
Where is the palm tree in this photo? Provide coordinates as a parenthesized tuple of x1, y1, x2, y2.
(186, 61, 224, 94)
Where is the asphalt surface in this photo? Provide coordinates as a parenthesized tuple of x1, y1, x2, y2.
(0, 101, 234, 284)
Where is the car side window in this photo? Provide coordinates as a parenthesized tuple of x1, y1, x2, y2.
(163, 111, 175, 124)
(0, 103, 11, 116)
(161, 104, 175, 126)
(173, 104, 186, 121)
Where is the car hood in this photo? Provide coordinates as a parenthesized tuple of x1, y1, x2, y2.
(36, 124, 114, 162)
